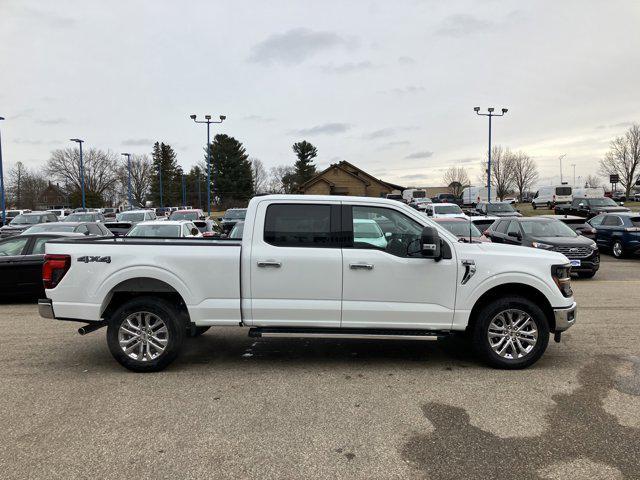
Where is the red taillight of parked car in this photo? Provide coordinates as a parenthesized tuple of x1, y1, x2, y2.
(202, 232, 215, 237)
(43, 254, 71, 289)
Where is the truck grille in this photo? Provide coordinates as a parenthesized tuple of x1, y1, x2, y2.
(552, 245, 592, 258)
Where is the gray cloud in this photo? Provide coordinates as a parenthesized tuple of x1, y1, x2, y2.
(13, 138, 62, 146)
(290, 123, 351, 136)
(379, 85, 425, 96)
(122, 138, 155, 146)
(436, 14, 493, 37)
(321, 61, 375, 74)
(35, 118, 68, 125)
(248, 29, 356, 65)
(8, 5, 76, 29)
(595, 121, 633, 130)
(380, 140, 411, 149)
(405, 151, 433, 159)
(242, 115, 276, 123)
(362, 128, 397, 140)
(398, 56, 415, 65)
(399, 173, 429, 180)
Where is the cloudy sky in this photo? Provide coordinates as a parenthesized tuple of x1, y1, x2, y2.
(1, 0, 639, 188)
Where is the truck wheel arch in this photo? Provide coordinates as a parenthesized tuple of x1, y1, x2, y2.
(467, 283, 556, 333)
(100, 277, 190, 323)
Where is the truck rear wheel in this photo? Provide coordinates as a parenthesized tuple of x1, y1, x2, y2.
(473, 296, 549, 369)
(106, 296, 185, 372)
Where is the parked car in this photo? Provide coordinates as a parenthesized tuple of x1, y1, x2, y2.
(0, 232, 84, 298)
(47, 209, 71, 220)
(228, 221, 244, 239)
(474, 202, 522, 217)
(3, 209, 31, 226)
(572, 187, 606, 199)
(40, 195, 577, 372)
(431, 193, 462, 205)
(104, 209, 156, 236)
(461, 186, 497, 205)
(155, 207, 171, 217)
(531, 185, 573, 209)
(194, 219, 224, 237)
(219, 208, 247, 233)
(353, 218, 389, 249)
(470, 216, 500, 235)
(484, 217, 599, 278)
(21, 222, 113, 237)
(126, 220, 201, 238)
(409, 198, 432, 212)
(423, 202, 468, 219)
(385, 193, 405, 203)
(432, 217, 489, 243)
(540, 214, 597, 241)
(554, 197, 630, 218)
(100, 208, 118, 219)
(633, 192, 640, 202)
(168, 209, 206, 221)
(402, 188, 428, 204)
(64, 212, 107, 223)
(592, 213, 640, 259)
(0, 211, 59, 238)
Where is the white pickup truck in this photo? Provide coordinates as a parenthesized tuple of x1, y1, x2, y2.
(39, 195, 577, 372)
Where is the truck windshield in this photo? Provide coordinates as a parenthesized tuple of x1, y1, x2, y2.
(170, 212, 199, 221)
(225, 210, 246, 220)
(487, 203, 516, 213)
(521, 220, 577, 237)
(435, 205, 463, 214)
(65, 213, 95, 222)
(589, 198, 617, 207)
(118, 212, 145, 222)
(10, 215, 42, 225)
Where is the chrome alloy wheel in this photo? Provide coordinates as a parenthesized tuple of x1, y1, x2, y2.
(613, 241, 623, 258)
(487, 309, 538, 360)
(118, 311, 169, 361)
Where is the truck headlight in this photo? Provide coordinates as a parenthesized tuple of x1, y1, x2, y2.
(532, 241, 553, 249)
(551, 264, 573, 298)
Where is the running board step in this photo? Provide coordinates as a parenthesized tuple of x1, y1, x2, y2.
(248, 327, 449, 341)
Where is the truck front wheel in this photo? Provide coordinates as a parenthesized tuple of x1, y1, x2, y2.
(106, 296, 185, 372)
(473, 297, 549, 369)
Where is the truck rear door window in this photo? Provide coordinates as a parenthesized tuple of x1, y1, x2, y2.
(264, 204, 333, 247)
(556, 187, 572, 196)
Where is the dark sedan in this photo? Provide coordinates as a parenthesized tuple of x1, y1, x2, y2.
(485, 217, 599, 278)
(219, 208, 247, 233)
(0, 232, 83, 298)
(0, 212, 59, 238)
(540, 214, 597, 240)
(555, 197, 630, 218)
(474, 202, 522, 217)
(593, 213, 640, 259)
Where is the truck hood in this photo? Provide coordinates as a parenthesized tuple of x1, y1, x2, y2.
(529, 236, 595, 247)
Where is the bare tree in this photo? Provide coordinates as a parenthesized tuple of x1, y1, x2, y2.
(511, 152, 539, 202)
(251, 158, 268, 194)
(127, 154, 153, 206)
(481, 145, 515, 200)
(266, 165, 296, 193)
(45, 148, 120, 198)
(7, 161, 26, 206)
(442, 166, 469, 197)
(584, 174, 603, 188)
(6, 163, 48, 209)
(599, 124, 640, 198)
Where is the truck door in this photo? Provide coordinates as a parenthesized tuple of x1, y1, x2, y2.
(0, 236, 31, 296)
(341, 203, 457, 330)
(249, 201, 343, 327)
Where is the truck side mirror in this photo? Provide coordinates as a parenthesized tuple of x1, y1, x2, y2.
(421, 226, 441, 260)
(507, 231, 522, 241)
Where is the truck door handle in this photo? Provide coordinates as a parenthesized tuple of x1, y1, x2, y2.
(257, 260, 282, 268)
(350, 263, 374, 270)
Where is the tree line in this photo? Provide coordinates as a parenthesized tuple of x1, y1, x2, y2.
(5, 135, 321, 210)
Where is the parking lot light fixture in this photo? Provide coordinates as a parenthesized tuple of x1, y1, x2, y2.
(474, 107, 508, 201)
(0, 116, 5, 226)
(121, 153, 132, 209)
(70, 138, 86, 209)
(190, 114, 226, 217)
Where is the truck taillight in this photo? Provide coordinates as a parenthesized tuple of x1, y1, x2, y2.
(43, 254, 71, 289)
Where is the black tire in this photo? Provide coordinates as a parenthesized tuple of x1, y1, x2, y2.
(473, 296, 550, 369)
(546, 202, 552, 209)
(190, 326, 211, 337)
(532, 203, 537, 210)
(106, 296, 185, 372)
(612, 240, 625, 259)
(577, 270, 596, 279)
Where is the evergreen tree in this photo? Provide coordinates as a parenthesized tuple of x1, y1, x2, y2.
(150, 142, 181, 207)
(292, 140, 318, 188)
(208, 134, 254, 207)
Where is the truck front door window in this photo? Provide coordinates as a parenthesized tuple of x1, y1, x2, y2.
(351, 206, 422, 257)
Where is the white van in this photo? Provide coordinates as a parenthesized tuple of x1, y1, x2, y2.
(572, 187, 605, 199)
(531, 185, 572, 209)
(461, 186, 497, 205)
(402, 188, 427, 203)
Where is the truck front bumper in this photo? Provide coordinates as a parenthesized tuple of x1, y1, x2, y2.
(38, 299, 55, 319)
(553, 302, 577, 332)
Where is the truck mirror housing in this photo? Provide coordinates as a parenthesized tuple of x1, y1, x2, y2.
(421, 226, 441, 260)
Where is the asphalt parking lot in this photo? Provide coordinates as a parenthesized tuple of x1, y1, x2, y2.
(1, 256, 639, 479)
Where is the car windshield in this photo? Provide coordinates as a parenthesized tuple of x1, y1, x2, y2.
(10, 214, 43, 225)
(521, 220, 577, 237)
(117, 212, 145, 222)
(7, 211, 21, 217)
(170, 212, 198, 221)
(127, 224, 181, 237)
(439, 221, 482, 237)
(354, 221, 383, 238)
(65, 213, 95, 222)
(23, 224, 77, 233)
(435, 205, 463, 214)
(225, 210, 246, 220)
(229, 222, 244, 238)
(487, 203, 516, 213)
(589, 198, 618, 207)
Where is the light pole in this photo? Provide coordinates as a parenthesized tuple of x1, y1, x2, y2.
(474, 107, 507, 201)
(559, 154, 566, 183)
(121, 153, 132, 209)
(190, 114, 226, 217)
(0, 116, 5, 226)
(70, 138, 85, 209)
